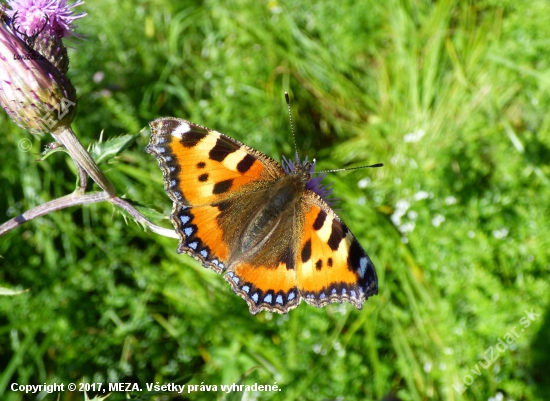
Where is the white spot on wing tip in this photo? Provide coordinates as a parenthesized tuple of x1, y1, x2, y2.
(276, 295, 283, 304)
(172, 122, 191, 137)
(264, 294, 272, 303)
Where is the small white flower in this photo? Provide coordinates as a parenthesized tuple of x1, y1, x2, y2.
(358, 178, 370, 188)
(396, 199, 411, 211)
(407, 210, 418, 220)
(445, 196, 457, 205)
(414, 190, 429, 201)
(400, 222, 415, 233)
(391, 199, 410, 227)
(493, 228, 509, 239)
(432, 214, 445, 227)
(423, 362, 432, 373)
(403, 129, 426, 143)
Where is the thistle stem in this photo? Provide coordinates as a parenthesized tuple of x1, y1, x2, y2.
(52, 125, 116, 196)
(0, 192, 109, 236)
(75, 161, 88, 194)
(0, 192, 178, 239)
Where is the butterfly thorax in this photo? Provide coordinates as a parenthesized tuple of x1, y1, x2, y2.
(239, 169, 308, 255)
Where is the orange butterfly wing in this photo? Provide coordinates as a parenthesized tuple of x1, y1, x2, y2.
(296, 193, 378, 308)
(147, 117, 283, 207)
(148, 117, 378, 315)
(225, 192, 378, 314)
(147, 117, 285, 273)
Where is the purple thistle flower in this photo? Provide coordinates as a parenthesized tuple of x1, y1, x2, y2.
(7, 0, 86, 39)
(282, 155, 335, 205)
(0, 19, 77, 135)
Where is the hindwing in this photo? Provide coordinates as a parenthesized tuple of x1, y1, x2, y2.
(295, 192, 378, 308)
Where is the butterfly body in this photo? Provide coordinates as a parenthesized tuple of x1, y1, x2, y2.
(147, 117, 378, 315)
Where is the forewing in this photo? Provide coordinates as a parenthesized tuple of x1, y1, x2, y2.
(147, 117, 285, 207)
(147, 117, 285, 274)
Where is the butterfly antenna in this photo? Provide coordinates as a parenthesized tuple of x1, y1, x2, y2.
(285, 92, 300, 164)
(316, 163, 384, 174)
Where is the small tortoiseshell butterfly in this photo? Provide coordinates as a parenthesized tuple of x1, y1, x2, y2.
(147, 103, 379, 315)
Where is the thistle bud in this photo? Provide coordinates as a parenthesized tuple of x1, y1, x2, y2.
(0, 19, 76, 137)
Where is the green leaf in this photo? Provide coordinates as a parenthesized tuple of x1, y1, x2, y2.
(89, 134, 136, 165)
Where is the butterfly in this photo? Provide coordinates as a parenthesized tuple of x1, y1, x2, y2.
(147, 111, 379, 315)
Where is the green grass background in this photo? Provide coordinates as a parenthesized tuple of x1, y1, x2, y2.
(1, 0, 549, 400)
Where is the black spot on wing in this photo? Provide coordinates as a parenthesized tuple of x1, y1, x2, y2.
(196, 161, 206, 169)
(313, 209, 327, 230)
(301, 239, 312, 263)
(315, 259, 323, 271)
(182, 131, 207, 148)
(237, 154, 256, 173)
(327, 220, 348, 251)
(213, 179, 233, 194)
(281, 245, 295, 270)
(215, 200, 231, 212)
(328, 257, 333, 267)
(209, 138, 237, 162)
(198, 173, 209, 182)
